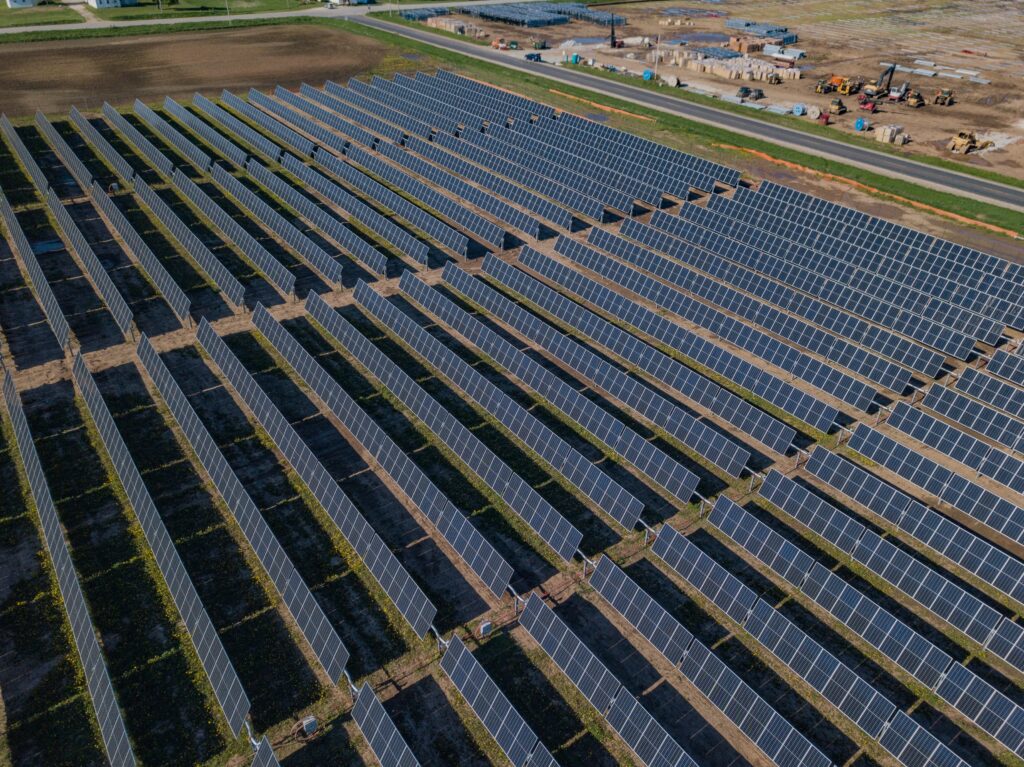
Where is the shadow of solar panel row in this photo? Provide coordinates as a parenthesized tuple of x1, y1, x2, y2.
(613, 222, 913, 393)
(849, 424, 1024, 544)
(132, 176, 245, 307)
(281, 152, 428, 265)
(35, 112, 93, 192)
(441, 636, 556, 767)
(805, 448, 1024, 628)
(221, 90, 315, 158)
(704, 193, 1013, 337)
(228, 307, 513, 600)
(0, 114, 51, 195)
(46, 187, 134, 337)
(520, 593, 700, 767)
(313, 148, 446, 261)
(297, 84, 405, 145)
(70, 106, 136, 184)
(756, 181, 1022, 283)
(2, 374, 137, 767)
(251, 737, 279, 767)
(245, 157, 387, 275)
(888, 401, 1024, 494)
(209, 163, 344, 285)
(353, 279, 642, 528)
(0, 188, 70, 347)
(134, 99, 212, 173)
(352, 684, 420, 767)
(457, 126, 633, 215)
(404, 135, 572, 232)
(508, 249, 795, 455)
(957, 366, 1024, 419)
(193, 93, 282, 164)
(272, 86, 380, 152)
(90, 181, 191, 322)
(321, 80, 435, 140)
(170, 168, 295, 295)
(102, 102, 175, 177)
(727, 187, 1023, 322)
(247, 88, 349, 156)
(655, 208, 977, 359)
(986, 350, 1024, 388)
(449, 260, 749, 478)
(551, 237, 840, 431)
(207, 314, 442, 633)
(307, 292, 583, 563)
(409, 72, 538, 128)
(346, 144, 499, 250)
(137, 335, 349, 681)
(376, 140, 539, 240)
(163, 97, 249, 169)
(618, 217, 943, 380)
(434, 70, 556, 119)
(708, 501, 973, 767)
(650, 526, 835, 767)
(923, 384, 1024, 454)
(431, 131, 604, 222)
(72, 354, 250, 735)
(403, 270, 701, 508)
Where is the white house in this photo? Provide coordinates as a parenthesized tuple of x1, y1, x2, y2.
(85, 0, 138, 7)
(6, 0, 43, 8)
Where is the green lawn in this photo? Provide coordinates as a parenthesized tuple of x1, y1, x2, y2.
(0, 2, 82, 27)
(91, 0, 316, 21)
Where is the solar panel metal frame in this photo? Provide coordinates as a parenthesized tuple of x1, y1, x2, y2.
(136, 334, 348, 681)
(163, 96, 249, 168)
(307, 292, 583, 563)
(71, 354, 250, 734)
(193, 92, 282, 164)
(2, 373, 137, 767)
(133, 99, 212, 172)
(35, 111, 93, 193)
(249, 87, 349, 156)
(221, 90, 315, 158)
(101, 102, 175, 178)
(351, 684, 420, 767)
(69, 106, 136, 184)
(1, 113, 50, 196)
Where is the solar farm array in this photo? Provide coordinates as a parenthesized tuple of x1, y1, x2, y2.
(0, 68, 1023, 767)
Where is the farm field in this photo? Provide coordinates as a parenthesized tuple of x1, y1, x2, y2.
(2, 16, 1024, 767)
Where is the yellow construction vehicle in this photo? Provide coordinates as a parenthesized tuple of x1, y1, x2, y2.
(829, 97, 847, 115)
(815, 79, 835, 94)
(838, 77, 862, 95)
(947, 131, 993, 154)
(905, 90, 926, 108)
(934, 88, 954, 106)
(863, 63, 896, 99)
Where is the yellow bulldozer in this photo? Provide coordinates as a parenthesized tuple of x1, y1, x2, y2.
(837, 77, 862, 96)
(905, 90, 926, 108)
(947, 131, 993, 154)
(934, 88, 955, 106)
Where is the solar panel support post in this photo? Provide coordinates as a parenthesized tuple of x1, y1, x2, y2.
(509, 587, 527, 616)
(430, 625, 450, 652)
(875, 403, 893, 426)
(243, 719, 259, 751)
(794, 447, 809, 467)
(748, 470, 766, 494)
(836, 425, 853, 445)
(342, 670, 358, 697)
(640, 519, 656, 544)
(580, 553, 596, 578)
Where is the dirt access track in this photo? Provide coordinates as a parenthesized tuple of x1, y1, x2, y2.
(0, 25, 394, 115)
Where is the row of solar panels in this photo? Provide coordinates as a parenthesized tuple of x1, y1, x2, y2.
(1, 114, 51, 196)
(710, 495, 1024, 759)
(35, 112, 93, 193)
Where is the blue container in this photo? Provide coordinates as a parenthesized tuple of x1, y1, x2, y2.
(571, 53, 580, 65)
(793, 103, 806, 116)
(643, 69, 654, 81)
(854, 117, 869, 131)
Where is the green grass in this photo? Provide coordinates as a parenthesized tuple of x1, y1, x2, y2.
(366, 10, 490, 45)
(0, 2, 82, 27)
(91, 0, 315, 21)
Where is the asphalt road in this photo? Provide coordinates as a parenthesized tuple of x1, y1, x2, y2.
(357, 16, 1024, 215)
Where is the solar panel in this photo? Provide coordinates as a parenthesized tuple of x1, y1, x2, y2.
(447, 261, 750, 478)
(163, 96, 249, 168)
(71, 354, 250, 734)
(296, 83, 404, 145)
(0, 187, 70, 347)
(441, 636, 544, 767)
(0, 113, 50, 195)
(613, 220, 913, 393)
(131, 176, 245, 307)
(273, 85, 380, 153)
(35, 111, 93, 192)
(90, 181, 191, 322)
(45, 187, 134, 338)
(879, 712, 970, 767)
(322, 80, 435, 140)
(229, 310, 511, 600)
(169, 168, 295, 296)
(568, 231, 878, 411)
(306, 293, 583, 563)
(133, 99, 212, 172)
(527, 242, 839, 433)
(351, 684, 420, 767)
(849, 424, 1024, 544)
(101, 102, 175, 177)
(209, 163, 344, 285)
(957, 367, 1024, 419)
(69, 106, 136, 184)
(353, 279, 643, 528)
(504, 250, 794, 455)
(136, 335, 349, 681)
(251, 737, 279, 767)
(401, 271, 700, 510)
(935, 662, 1024, 754)
(590, 556, 693, 666)
(603, 691, 700, 767)
(709, 497, 814, 586)
(193, 93, 282, 163)
(987, 350, 1024, 388)
(2, 373, 137, 767)
(923, 384, 1024, 455)
(221, 90, 315, 158)
(758, 470, 866, 554)
(651, 523, 757, 624)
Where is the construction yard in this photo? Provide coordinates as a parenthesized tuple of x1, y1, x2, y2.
(1, 12, 1024, 767)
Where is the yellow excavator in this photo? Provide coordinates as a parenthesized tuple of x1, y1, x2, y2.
(863, 63, 896, 99)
